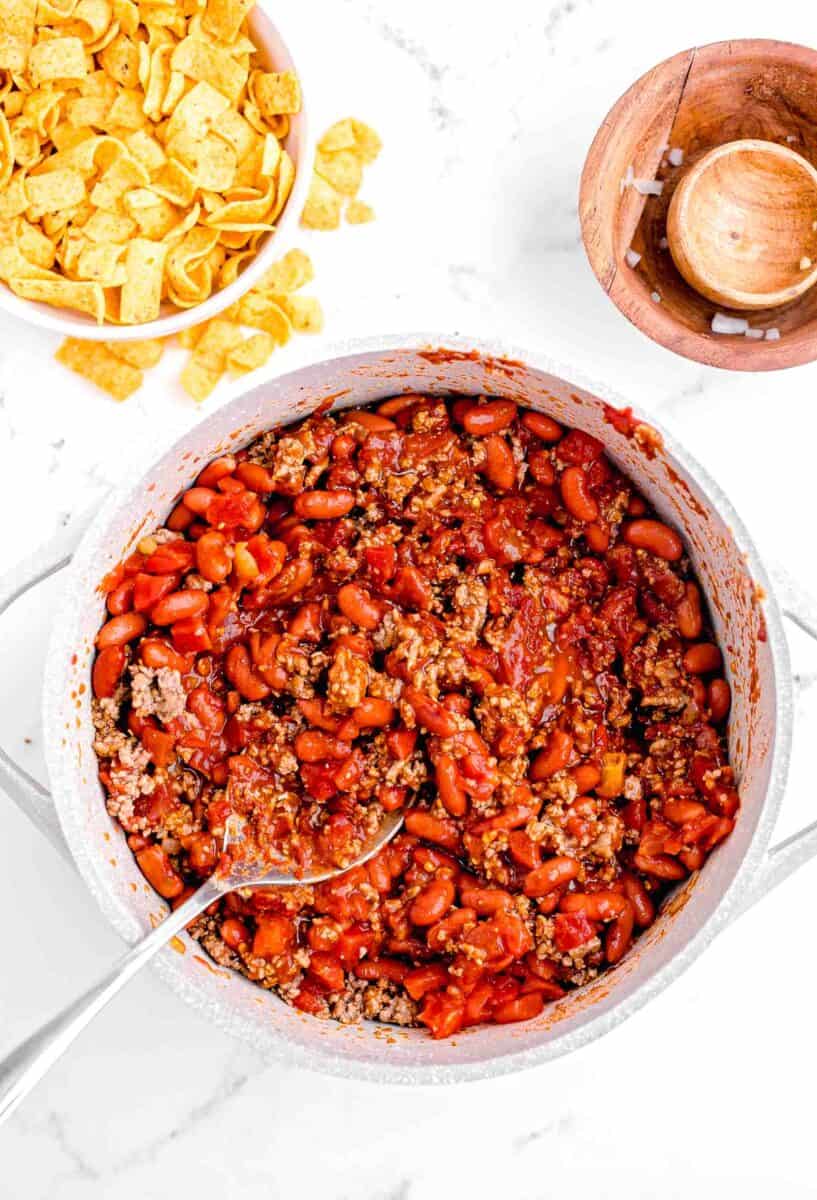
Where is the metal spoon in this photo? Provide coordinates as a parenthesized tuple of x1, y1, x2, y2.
(0, 809, 404, 1125)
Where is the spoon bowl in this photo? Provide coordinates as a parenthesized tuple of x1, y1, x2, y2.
(0, 808, 404, 1123)
(667, 138, 817, 310)
(221, 809, 405, 888)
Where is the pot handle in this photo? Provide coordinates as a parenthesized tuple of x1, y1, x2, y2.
(733, 566, 817, 918)
(0, 509, 100, 864)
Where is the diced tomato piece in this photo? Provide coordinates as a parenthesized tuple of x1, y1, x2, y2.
(419, 990, 465, 1040)
(553, 911, 596, 953)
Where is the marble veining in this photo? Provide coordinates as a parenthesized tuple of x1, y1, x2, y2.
(2, 0, 817, 1195)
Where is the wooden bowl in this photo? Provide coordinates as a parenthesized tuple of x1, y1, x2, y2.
(580, 40, 817, 370)
(667, 139, 817, 310)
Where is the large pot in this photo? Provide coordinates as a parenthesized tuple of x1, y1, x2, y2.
(2, 334, 816, 1085)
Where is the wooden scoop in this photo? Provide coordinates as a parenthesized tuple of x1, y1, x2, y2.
(667, 138, 817, 311)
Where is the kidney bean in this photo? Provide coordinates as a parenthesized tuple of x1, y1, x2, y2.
(166, 502, 194, 532)
(342, 409, 397, 433)
(459, 882, 513, 915)
(196, 455, 237, 488)
(353, 697, 395, 728)
(386, 727, 417, 760)
(355, 957, 409, 984)
(521, 411, 562, 441)
(217, 478, 245, 497)
(403, 688, 459, 737)
(560, 466, 599, 523)
(708, 678, 731, 723)
(151, 589, 209, 625)
(679, 846, 705, 872)
(404, 811, 460, 851)
(298, 697, 340, 733)
(676, 581, 703, 639)
(664, 799, 708, 825)
(294, 730, 351, 763)
(96, 612, 147, 648)
(633, 851, 687, 880)
(337, 582, 383, 630)
(480, 434, 516, 491)
(622, 873, 654, 927)
(196, 530, 231, 583)
(136, 846, 184, 899)
(330, 432, 357, 461)
(92, 645, 127, 698)
(138, 637, 189, 673)
(560, 891, 629, 921)
(435, 754, 468, 817)
(410, 878, 456, 926)
(220, 917, 249, 951)
(459, 399, 516, 436)
(186, 832, 218, 873)
(378, 785, 407, 812)
(234, 461, 275, 493)
(422, 909, 473, 954)
(225, 643, 270, 701)
(471, 803, 534, 833)
(584, 522, 609, 553)
(623, 519, 683, 562)
(683, 642, 722, 675)
(107, 578, 135, 615)
(530, 729, 573, 780)
(183, 486, 218, 516)
(263, 558, 313, 603)
(523, 855, 579, 898)
(605, 899, 635, 964)
(294, 490, 356, 519)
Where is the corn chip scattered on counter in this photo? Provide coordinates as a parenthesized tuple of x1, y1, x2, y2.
(57, 246, 321, 400)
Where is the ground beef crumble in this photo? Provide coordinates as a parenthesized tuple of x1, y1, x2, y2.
(130, 665, 186, 724)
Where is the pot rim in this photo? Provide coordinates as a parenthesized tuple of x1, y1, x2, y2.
(42, 332, 793, 1083)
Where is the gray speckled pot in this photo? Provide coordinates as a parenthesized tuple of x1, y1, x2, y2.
(4, 334, 817, 1085)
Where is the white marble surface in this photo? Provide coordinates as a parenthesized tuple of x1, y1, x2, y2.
(3, 0, 817, 1194)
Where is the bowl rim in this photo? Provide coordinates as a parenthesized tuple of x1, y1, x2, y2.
(42, 332, 793, 1083)
(0, 3, 314, 343)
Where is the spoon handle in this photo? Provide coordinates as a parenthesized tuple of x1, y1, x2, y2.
(0, 878, 222, 1126)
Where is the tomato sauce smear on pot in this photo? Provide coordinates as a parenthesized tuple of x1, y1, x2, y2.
(90, 395, 738, 1038)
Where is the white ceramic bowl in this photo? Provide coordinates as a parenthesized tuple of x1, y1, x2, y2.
(0, 5, 313, 342)
(4, 334, 817, 1084)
